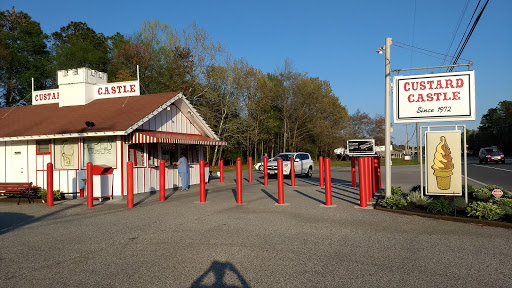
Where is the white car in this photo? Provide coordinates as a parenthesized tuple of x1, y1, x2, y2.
(254, 162, 264, 171)
(267, 152, 314, 177)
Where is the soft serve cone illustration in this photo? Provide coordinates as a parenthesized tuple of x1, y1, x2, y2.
(431, 136, 454, 190)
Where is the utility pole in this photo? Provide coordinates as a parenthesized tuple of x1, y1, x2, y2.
(405, 124, 409, 155)
(384, 38, 392, 198)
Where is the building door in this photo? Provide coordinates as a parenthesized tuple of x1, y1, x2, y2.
(10, 141, 28, 182)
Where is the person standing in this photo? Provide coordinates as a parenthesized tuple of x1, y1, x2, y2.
(173, 152, 189, 191)
(261, 153, 269, 163)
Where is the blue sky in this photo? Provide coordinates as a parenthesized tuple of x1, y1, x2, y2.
(3, 0, 511, 146)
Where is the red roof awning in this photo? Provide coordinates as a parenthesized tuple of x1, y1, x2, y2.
(126, 130, 227, 146)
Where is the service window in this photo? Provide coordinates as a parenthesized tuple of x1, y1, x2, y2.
(147, 143, 159, 167)
(161, 144, 177, 166)
(128, 144, 145, 167)
(189, 145, 200, 163)
(36, 140, 51, 154)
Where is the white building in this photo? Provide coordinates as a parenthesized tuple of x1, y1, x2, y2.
(0, 67, 226, 198)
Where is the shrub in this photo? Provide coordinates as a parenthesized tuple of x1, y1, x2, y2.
(391, 186, 403, 197)
(406, 191, 432, 207)
(491, 198, 512, 218)
(462, 184, 476, 195)
(453, 197, 468, 211)
(472, 187, 492, 201)
(466, 202, 504, 220)
(409, 185, 423, 193)
(38, 189, 63, 201)
(427, 198, 454, 214)
(381, 195, 406, 209)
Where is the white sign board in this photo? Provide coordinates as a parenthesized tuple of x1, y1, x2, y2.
(95, 80, 140, 99)
(347, 139, 375, 156)
(32, 89, 60, 105)
(393, 71, 475, 123)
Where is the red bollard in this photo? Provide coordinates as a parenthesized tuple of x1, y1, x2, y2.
(159, 160, 165, 202)
(351, 156, 356, 188)
(200, 160, 206, 203)
(248, 157, 253, 183)
(264, 157, 268, 186)
(127, 161, 134, 208)
(87, 162, 93, 208)
(277, 158, 284, 204)
(319, 156, 324, 188)
(377, 156, 382, 190)
(236, 158, 243, 204)
(358, 157, 367, 208)
(79, 188, 84, 198)
(324, 158, 332, 206)
(365, 157, 372, 202)
(46, 163, 54, 207)
(290, 157, 295, 187)
(372, 157, 378, 196)
(219, 159, 224, 183)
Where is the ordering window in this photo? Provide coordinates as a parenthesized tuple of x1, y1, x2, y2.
(36, 140, 51, 154)
(128, 144, 145, 167)
(148, 143, 159, 167)
(161, 144, 177, 166)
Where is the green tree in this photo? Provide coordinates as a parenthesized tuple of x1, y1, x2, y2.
(0, 7, 52, 107)
(51, 21, 110, 72)
(476, 100, 512, 155)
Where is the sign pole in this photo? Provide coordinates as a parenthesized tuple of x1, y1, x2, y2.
(384, 37, 392, 198)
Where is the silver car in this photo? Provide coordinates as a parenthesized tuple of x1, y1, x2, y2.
(267, 152, 314, 177)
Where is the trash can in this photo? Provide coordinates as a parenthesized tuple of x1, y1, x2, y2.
(205, 162, 209, 183)
(92, 165, 113, 199)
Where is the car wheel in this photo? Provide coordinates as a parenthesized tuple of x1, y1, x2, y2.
(484, 158, 488, 164)
(479, 158, 483, 164)
(259, 165, 263, 171)
(306, 167, 312, 178)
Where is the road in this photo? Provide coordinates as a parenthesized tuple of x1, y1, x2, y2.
(465, 156, 512, 191)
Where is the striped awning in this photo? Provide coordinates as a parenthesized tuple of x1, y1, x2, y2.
(125, 130, 227, 146)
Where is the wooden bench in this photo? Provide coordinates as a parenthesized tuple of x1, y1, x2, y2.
(0, 182, 34, 205)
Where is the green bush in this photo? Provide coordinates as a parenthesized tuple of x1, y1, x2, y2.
(38, 189, 63, 201)
(381, 195, 406, 209)
(466, 202, 504, 220)
(409, 185, 423, 193)
(472, 187, 492, 201)
(452, 197, 468, 211)
(391, 186, 403, 197)
(491, 198, 512, 218)
(406, 191, 432, 207)
(427, 198, 454, 214)
(462, 184, 476, 195)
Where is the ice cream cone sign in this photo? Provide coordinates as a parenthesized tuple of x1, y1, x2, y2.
(431, 136, 454, 190)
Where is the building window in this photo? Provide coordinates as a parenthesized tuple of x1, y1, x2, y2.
(161, 144, 177, 166)
(128, 144, 145, 167)
(54, 138, 79, 169)
(36, 140, 51, 154)
(82, 137, 116, 168)
(148, 143, 159, 167)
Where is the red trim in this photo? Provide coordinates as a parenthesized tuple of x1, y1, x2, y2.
(26, 141, 29, 183)
(121, 137, 124, 196)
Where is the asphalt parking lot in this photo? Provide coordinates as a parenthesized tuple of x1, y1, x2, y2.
(1, 167, 511, 288)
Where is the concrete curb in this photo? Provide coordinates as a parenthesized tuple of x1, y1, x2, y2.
(374, 205, 512, 229)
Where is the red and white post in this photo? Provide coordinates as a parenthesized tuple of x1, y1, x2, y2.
(248, 157, 253, 183)
(264, 157, 268, 186)
(46, 163, 54, 207)
(236, 158, 243, 204)
(358, 157, 367, 208)
(319, 156, 324, 188)
(324, 158, 332, 206)
(127, 161, 134, 208)
(199, 160, 206, 203)
(290, 157, 295, 187)
(86, 162, 93, 208)
(159, 160, 165, 202)
(277, 158, 284, 205)
(351, 156, 356, 188)
(219, 159, 224, 183)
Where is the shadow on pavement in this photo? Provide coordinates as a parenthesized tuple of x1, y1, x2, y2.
(190, 260, 250, 288)
(260, 189, 277, 203)
(293, 190, 324, 204)
(134, 190, 156, 207)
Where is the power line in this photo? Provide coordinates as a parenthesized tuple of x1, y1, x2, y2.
(448, 0, 490, 72)
(392, 41, 471, 63)
(442, 0, 471, 65)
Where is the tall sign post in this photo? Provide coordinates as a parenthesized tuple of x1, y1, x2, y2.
(384, 38, 392, 198)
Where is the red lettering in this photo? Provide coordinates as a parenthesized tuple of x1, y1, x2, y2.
(51, 93, 56, 100)
(98, 88, 102, 95)
(427, 81, 434, 89)
(57, 92, 59, 99)
(435, 80, 443, 89)
(123, 85, 129, 93)
(445, 79, 454, 88)
(43, 94, 47, 100)
(404, 82, 410, 92)
(417, 94, 425, 102)
(105, 88, 110, 95)
(442, 92, 450, 101)
(35, 95, 39, 101)
(452, 91, 460, 100)
(111, 86, 116, 94)
(130, 84, 135, 93)
(411, 82, 418, 91)
(433, 93, 442, 101)
(456, 78, 464, 88)
(117, 86, 122, 93)
(419, 81, 426, 90)
(426, 93, 433, 101)
(407, 94, 415, 102)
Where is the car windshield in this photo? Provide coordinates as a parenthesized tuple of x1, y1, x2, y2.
(485, 148, 501, 153)
(272, 154, 293, 161)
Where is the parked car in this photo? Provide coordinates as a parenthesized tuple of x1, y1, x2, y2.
(254, 162, 263, 171)
(267, 152, 314, 177)
(478, 147, 505, 164)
